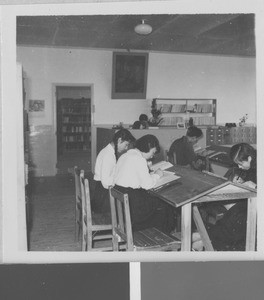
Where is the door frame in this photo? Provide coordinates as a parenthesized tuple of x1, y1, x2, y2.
(52, 83, 94, 165)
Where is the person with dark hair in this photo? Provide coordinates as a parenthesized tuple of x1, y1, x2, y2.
(167, 126, 203, 169)
(132, 114, 149, 129)
(113, 134, 176, 234)
(92, 129, 136, 213)
(132, 120, 141, 129)
(139, 114, 148, 122)
(228, 143, 256, 185)
(200, 143, 257, 251)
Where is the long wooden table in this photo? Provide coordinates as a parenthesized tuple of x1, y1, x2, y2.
(149, 166, 257, 251)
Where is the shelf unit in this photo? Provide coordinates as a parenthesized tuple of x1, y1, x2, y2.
(57, 98, 91, 153)
(152, 98, 216, 126)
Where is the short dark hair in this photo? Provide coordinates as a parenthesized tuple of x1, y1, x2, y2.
(112, 129, 136, 159)
(139, 114, 148, 122)
(112, 129, 135, 144)
(132, 121, 141, 129)
(230, 143, 256, 163)
(135, 134, 160, 153)
(186, 126, 203, 138)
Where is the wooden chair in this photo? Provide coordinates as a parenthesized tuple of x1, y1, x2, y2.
(109, 186, 181, 251)
(74, 166, 84, 242)
(166, 150, 177, 165)
(80, 172, 113, 251)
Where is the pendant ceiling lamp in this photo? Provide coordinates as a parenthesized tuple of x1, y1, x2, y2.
(134, 19, 152, 35)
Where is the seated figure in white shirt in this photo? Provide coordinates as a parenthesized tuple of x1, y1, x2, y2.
(114, 134, 176, 234)
(92, 129, 135, 213)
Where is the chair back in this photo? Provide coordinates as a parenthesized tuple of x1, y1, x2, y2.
(166, 150, 177, 165)
(74, 166, 84, 241)
(80, 171, 93, 251)
(109, 187, 134, 251)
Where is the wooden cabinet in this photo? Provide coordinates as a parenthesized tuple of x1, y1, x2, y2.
(206, 126, 256, 146)
(206, 126, 231, 145)
(57, 98, 91, 154)
(152, 98, 216, 126)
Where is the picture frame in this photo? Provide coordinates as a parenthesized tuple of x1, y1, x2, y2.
(111, 52, 149, 99)
(29, 99, 45, 112)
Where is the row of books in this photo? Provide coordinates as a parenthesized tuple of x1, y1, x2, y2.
(63, 144, 91, 151)
(61, 108, 90, 114)
(62, 116, 90, 123)
(159, 117, 184, 126)
(60, 98, 89, 105)
(156, 103, 213, 113)
(194, 104, 213, 113)
(159, 116, 215, 126)
(62, 126, 89, 133)
(191, 116, 215, 125)
(63, 135, 87, 142)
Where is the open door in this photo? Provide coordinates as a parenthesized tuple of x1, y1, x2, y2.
(55, 85, 92, 174)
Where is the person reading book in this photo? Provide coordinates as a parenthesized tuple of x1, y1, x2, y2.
(167, 126, 204, 170)
(113, 134, 176, 233)
(92, 129, 136, 213)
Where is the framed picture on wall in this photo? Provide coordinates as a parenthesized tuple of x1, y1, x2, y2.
(28, 99, 45, 117)
(111, 52, 149, 99)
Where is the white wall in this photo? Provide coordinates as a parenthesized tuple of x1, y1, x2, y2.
(18, 46, 256, 125)
(148, 53, 256, 125)
(17, 46, 256, 175)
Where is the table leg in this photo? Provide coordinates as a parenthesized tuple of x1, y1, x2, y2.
(246, 197, 257, 251)
(181, 203, 192, 251)
(193, 205, 214, 251)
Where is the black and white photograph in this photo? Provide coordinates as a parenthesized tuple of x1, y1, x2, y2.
(1, 0, 264, 263)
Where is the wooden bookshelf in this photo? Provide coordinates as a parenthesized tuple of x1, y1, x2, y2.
(152, 98, 217, 126)
(57, 98, 91, 154)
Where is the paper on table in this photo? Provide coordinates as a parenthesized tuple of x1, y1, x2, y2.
(150, 161, 173, 172)
(152, 171, 181, 190)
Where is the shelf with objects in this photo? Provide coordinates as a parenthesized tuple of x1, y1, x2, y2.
(57, 97, 91, 154)
(150, 98, 217, 127)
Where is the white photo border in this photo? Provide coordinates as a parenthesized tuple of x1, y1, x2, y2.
(1, 0, 264, 263)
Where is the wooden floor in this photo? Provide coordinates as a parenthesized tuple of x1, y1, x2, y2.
(28, 174, 82, 251)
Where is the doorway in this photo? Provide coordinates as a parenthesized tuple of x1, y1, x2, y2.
(55, 85, 92, 174)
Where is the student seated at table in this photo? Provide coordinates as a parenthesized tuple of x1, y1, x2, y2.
(167, 126, 204, 170)
(198, 143, 257, 251)
(113, 134, 176, 234)
(132, 114, 149, 129)
(92, 129, 136, 213)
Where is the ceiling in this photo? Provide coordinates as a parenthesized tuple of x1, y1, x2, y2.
(17, 14, 255, 57)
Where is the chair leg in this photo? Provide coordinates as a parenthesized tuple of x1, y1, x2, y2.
(75, 209, 82, 242)
(74, 208, 78, 241)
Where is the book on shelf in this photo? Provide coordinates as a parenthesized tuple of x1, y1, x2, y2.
(195, 104, 213, 113)
(171, 104, 186, 113)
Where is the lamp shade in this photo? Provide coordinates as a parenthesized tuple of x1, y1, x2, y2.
(134, 20, 152, 35)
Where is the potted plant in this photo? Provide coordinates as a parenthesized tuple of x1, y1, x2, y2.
(148, 100, 163, 126)
(239, 114, 248, 127)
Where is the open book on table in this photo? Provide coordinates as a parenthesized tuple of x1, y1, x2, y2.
(150, 160, 174, 172)
(151, 170, 181, 191)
